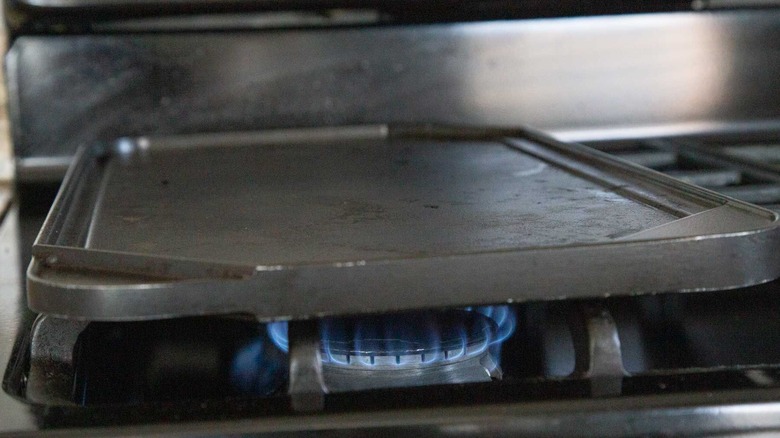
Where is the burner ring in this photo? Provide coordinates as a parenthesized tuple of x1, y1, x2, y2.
(320, 310, 497, 369)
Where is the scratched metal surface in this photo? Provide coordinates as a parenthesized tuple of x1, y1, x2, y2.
(83, 139, 675, 265)
(10, 10, 780, 166)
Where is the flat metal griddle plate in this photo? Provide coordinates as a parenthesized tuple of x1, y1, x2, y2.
(27, 125, 780, 321)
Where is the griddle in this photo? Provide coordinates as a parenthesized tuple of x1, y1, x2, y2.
(26, 125, 780, 321)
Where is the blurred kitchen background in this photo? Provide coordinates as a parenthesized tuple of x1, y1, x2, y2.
(0, 8, 9, 185)
(0, 7, 10, 211)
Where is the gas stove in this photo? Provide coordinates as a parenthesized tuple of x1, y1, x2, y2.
(5, 4, 780, 437)
(5, 199, 780, 435)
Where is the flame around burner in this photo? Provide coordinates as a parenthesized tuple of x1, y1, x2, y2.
(266, 306, 516, 370)
(229, 337, 286, 395)
(267, 320, 288, 352)
(474, 305, 517, 346)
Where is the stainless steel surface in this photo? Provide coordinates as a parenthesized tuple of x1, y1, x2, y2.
(90, 11, 384, 32)
(695, 0, 780, 8)
(287, 321, 327, 413)
(0, 0, 695, 36)
(717, 184, 780, 205)
(323, 353, 497, 393)
(615, 151, 677, 169)
(719, 145, 780, 167)
(589, 135, 780, 212)
(7, 7, 780, 437)
(9, 10, 780, 167)
(9, 200, 780, 435)
(319, 310, 500, 393)
(14, 156, 73, 183)
(570, 304, 626, 397)
(25, 125, 780, 321)
(664, 169, 742, 187)
(5, 0, 685, 9)
(689, 140, 780, 175)
(66, 133, 678, 261)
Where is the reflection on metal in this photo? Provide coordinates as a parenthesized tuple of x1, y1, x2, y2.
(555, 120, 780, 144)
(287, 321, 327, 412)
(694, 0, 780, 9)
(14, 156, 72, 183)
(10, 11, 780, 162)
(569, 304, 627, 397)
(460, 13, 729, 131)
(93, 10, 384, 32)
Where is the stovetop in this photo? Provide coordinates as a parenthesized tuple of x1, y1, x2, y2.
(4, 174, 780, 436)
(6, 8, 780, 437)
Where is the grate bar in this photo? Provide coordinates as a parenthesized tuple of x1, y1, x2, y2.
(665, 169, 742, 187)
(719, 145, 780, 164)
(615, 151, 677, 168)
(287, 320, 328, 412)
(569, 303, 627, 397)
(716, 184, 780, 205)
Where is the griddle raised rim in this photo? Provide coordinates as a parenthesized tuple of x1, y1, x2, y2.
(25, 124, 780, 321)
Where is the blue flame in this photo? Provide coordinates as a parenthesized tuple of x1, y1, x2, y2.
(472, 305, 516, 366)
(229, 338, 286, 395)
(474, 305, 517, 346)
(231, 307, 516, 395)
(267, 321, 289, 352)
(266, 306, 516, 369)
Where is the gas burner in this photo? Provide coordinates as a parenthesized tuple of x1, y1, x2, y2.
(230, 337, 287, 396)
(320, 310, 496, 368)
(266, 306, 516, 392)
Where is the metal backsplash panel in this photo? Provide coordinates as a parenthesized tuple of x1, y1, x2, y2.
(8, 10, 780, 170)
